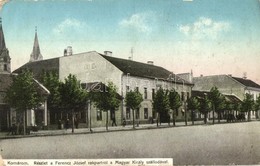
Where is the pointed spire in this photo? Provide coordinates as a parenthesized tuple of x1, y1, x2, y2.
(0, 17, 6, 50)
(30, 26, 43, 62)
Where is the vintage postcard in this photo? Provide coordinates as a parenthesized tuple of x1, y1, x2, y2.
(0, 0, 260, 165)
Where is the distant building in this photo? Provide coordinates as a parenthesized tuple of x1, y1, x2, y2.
(0, 23, 49, 131)
(14, 51, 193, 127)
(193, 74, 260, 118)
(0, 17, 12, 131)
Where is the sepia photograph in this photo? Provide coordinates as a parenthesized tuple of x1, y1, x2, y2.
(0, 0, 260, 165)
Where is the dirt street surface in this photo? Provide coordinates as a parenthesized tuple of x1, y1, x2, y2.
(0, 121, 259, 165)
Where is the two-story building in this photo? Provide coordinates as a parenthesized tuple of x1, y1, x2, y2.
(15, 50, 193, 128)
(193, 74, 260, 119)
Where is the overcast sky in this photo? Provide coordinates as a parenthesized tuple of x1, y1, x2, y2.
(1, 0, 260, 83)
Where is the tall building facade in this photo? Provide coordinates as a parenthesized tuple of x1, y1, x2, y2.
(15, 51, 193, 128)
(0, 18, 11, 74)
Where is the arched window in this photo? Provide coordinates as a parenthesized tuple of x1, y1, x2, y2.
(4, 64, 7, 71)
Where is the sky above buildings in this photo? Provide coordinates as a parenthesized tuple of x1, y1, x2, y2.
(1, 0, 260, 83)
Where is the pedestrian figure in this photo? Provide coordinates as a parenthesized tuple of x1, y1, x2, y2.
(122, 118, 126, 127)
(111, 112, 117, 126)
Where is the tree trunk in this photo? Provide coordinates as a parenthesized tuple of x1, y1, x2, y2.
(156, 112, 159, 127)
(71, 110, 75, 133)
(172, 110, 176, 126)
(132, 109, 135, 129)
(89, 101, 92, 132)
(23, 110, 26, 135)
(218, 112, 220, 123)
(204, 112, 207, 124)
(212, 105, 215, 125)
(106, 111, 108, 131)
(248, 110, 250, 121)
(185, 108, 187, 126)
(192, 110, 194, 125)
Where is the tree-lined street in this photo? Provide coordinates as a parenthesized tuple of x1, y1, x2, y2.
(1, 121, 259, 165)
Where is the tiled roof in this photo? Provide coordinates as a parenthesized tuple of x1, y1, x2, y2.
(13, 58, 59, 80)
(100, 54, 192, 85)
(232, 77, 260, 89)
(13, 51, 192, 85)
(192, 90, 242, 103)
(0, 22, 6, 50)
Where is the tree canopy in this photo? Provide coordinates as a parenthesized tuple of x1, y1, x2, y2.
(153, 87, 170, 126)
(241, 93, 254, 121)
(168, 89, 182, 126)
(125, 89, 143, 128)
(5, 70, 44, 134)
(187, 96, 199, 125)
(59, 74, 88, 132)
(90, 82, 121, 130)
(41, 71, 61, 111)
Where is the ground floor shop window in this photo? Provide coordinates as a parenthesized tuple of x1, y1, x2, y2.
(144, 108, 148, 119)
(126, 107, 131, 119)
(97, 110, 102, 121)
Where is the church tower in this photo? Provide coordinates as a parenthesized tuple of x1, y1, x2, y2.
(29, 27, 43, 62)
(0, 18, 11, 74)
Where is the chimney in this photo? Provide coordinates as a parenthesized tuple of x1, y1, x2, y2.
(67, 46, 72, 56)
(243, 72, 247, 79)
(64, 46, 72, 56)
(64, 49, 67, 56)
(147, 61, 154, 65)
(104, 51, 112, 56)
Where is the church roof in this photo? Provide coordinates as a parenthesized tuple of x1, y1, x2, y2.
(0, 18, 6, 51)
(30, 27, 43, 62)
(99, 54, 192, 85)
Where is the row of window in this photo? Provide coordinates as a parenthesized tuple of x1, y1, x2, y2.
(96, 108, 189, 121)
(96, 108, 149, 121)
(126, 107, 148, 120)
(126, 86, 190, 101)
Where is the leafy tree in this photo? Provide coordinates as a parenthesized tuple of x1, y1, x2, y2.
(234, 102, 242, 116)
(59, 74, 88, 133)
(153, 88, 170, 127)
(209, 87, 224, 124)
(5, 70, 43, 135)
(198, 94, 212, 124)
(125, 90, 143, 129)
(90, 82, 121, 131)
(241, 93, 254, 121)
(41, 71, 62, 118)
(168, 89, 182, 126)
(216, 95, 226, 123)
(254, 95, 260, 119)
(187, 96, 199, 125)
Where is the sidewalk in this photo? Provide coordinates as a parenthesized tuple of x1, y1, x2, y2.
(0, 119, 250, 139)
